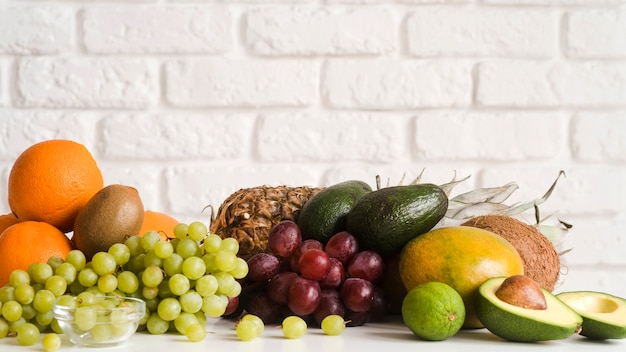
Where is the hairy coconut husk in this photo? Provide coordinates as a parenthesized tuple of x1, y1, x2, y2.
(462, 214, 560, 292)
(209, 185, 323, 258)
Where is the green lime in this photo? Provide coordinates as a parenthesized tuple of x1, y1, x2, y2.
(401, 281, 466, 341)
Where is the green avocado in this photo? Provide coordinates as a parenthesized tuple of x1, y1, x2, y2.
(345, 183, 448, 256)
(476, 277, 583, 342)
(296, 180, 372, 244)
(557, 291, 626, 340)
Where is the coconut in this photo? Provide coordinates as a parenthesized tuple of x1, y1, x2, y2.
(462, 214, 560, 292)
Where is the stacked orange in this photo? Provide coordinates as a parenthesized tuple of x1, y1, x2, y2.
(0, 139, 104, 287)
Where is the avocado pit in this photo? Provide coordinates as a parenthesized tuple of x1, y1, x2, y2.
(495, 275, 547, 310)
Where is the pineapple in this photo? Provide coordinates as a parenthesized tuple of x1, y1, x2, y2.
(209, 185, 323, 257)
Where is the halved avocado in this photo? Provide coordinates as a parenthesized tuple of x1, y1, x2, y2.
(476, 277, 582, 342)
(557, 291, 626, 340)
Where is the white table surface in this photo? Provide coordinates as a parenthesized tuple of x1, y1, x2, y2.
(1, 315, 624, 352)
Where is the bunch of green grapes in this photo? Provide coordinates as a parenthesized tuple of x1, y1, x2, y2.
(0, 221, 248, 346)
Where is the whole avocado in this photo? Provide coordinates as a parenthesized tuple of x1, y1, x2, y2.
(297, 180, 372, 244)
(345, 183, 448, 256)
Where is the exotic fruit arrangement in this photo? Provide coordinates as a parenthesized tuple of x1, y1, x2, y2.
(1, 140, 626, 350)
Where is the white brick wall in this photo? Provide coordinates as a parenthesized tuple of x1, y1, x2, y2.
(0, 0, 625, 297)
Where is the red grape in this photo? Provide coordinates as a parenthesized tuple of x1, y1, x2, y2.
(247, 253, 280, 282)
(289, 239, 324, 272)
(340, 278, 374, 313)
(267, 272, 298, 305)
(298, 249, 331, 281)
(247, 291, 285, 324)
(347, 250, 384, 283)
(268, 220, 302, 257)
(319, 258, 345, 289)
(324, 231, 359, 265)
(287, 276, 321, 316)
(313, 289, 346, 325)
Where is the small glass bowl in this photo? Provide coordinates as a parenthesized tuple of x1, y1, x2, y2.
(52, 296, 146, 346)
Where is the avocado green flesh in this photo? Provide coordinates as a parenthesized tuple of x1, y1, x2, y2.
(476, 277, 582, 342)
(557, 291, 626, 340)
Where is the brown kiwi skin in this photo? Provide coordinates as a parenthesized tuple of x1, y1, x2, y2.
(72, 184, 144, 260)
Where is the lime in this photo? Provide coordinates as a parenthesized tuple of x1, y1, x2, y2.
(401, 281, 466, 341)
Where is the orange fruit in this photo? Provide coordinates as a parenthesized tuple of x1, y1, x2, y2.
(0, 221, 74, 287)
(138, 210, 179, 240)
(0, 213, 20, 235)
(8, 139, 104, 233)
(399, 226, 524, 329)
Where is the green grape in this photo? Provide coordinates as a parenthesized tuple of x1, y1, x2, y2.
(55, 295, 77, 309)
(173, 223, 189, 240)
(64, 250, 87, 271)
(125, 253, 146, 273)
(44, 275, 68, 297)
(225, 281, 242, 298)
(77, 268, 99, 288)
(229, 257, 249, 279)
(29, 263, 53, 284)
(154, 241, 174, 259)
(157, 297, 181, 321)
(9, 269, 30, 287)
(97, 274, 118, 293)
(169, 238, 181, 251)
(236, 320, 258, 341)
(220, 237, 239, 254)
(55, 262, 77, 284)
(16, 322, 40, 346)
(21, 304, 37, 320)
(68, 280, 85, 295)
(117, 271, 139, 294)
(187, 221, 207, 242)
(173, 312, 198, 334)
(75, 306, 97, 331)
(142, 286, 159, 300)
(141, 231, 161, 251)
(76, 291, 98, 306)
(179, 291, 202, 313)
(91, 323, 113, 342)
(146, 312, 169, 335)
(281, 316, 307, 339)
(42, 333, 62, 352)
(46, 256, 64, 272)
(91, 252, 117, 276)
(157, 278, 173, 299)
(202, 234, 222, 254)
(14, 284, 35, 305)
(0, 317, 9, 338)
(50, 319, 62, 334)
(182, 256, 206, 280)
(163, 253, 183, 276)
(33, 289, 55, 313)
(142, 265, 164, 288)
(143, 249, 163, 268)
(108, 243, 131, 266)
(168, 274, 190, 296)
(2, 300, 23, 321)
(124, 235, 144, 256)
(201, 294, 227, 318)
(202, 253, 219, 273)
(321, 314, 346, 336)
(241, 314, 264, 336)
(176, 238, 199, 259)
(8, 317, 26, 333)
(0, 285, 15, 302)
(194, 275, 218, 297)
(213, 272, 235, 295)
(185, 323, 206, 342)
(194, 311, 206, 328)
(35, 310, 54, 326)
(214, 250, 236, 272)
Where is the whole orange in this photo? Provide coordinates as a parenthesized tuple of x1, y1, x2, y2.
(399, 226, 524, 329)
(138, 210, 179, 240)
(8, 140, 104, 233)
(0, 221, 74, 287)
(0, 213, 20, 234)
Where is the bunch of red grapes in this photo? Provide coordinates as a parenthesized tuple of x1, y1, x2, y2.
(234, 220, 389, 326)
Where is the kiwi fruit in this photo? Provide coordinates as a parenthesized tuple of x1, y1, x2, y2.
(72, 184, 144, 260)
(462, 214, 560, 292)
